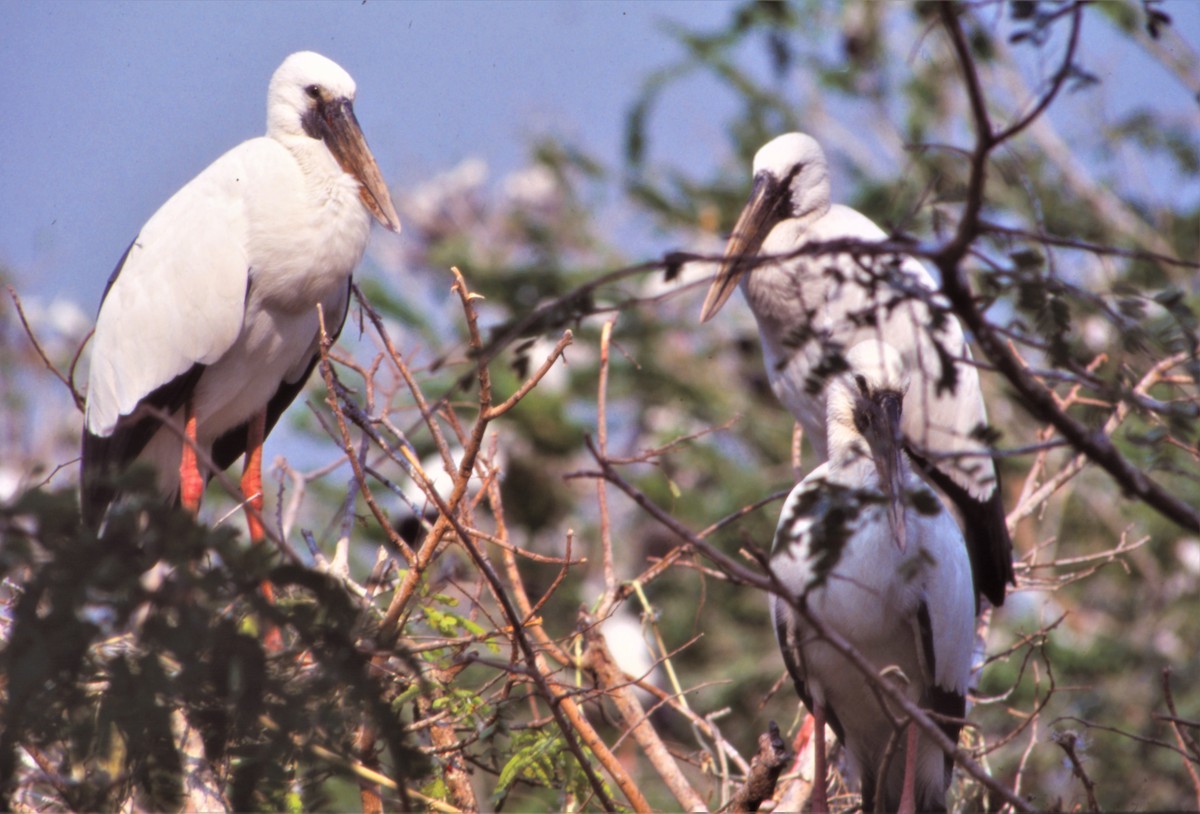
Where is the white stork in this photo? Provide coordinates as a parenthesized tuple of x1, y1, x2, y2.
(771, 340, 974, 814)
(81, 51, 400, 539)
(700, 132, 1013, 609)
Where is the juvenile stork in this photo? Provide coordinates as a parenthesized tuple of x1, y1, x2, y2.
(81, 51, 400, 538)
(701, 132, 1012, 609)
(771, 340, 975, 814)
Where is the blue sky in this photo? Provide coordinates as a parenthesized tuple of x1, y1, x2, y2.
(1, 1, 738, 310)
(3, 1, 1197, 318)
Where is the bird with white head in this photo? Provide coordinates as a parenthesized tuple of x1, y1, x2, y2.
(771, 340, 975, 814)
(701, 132, 1013, 609)
(82, 51, 400, 537)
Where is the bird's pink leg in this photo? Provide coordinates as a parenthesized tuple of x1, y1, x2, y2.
(179, 402, 204, 514)
(811, 705, 830, 814)
(241, 409, 267, 544)
(896, 720, 920, 814)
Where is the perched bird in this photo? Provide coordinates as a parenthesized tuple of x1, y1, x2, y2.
(771, 340, 975, 814)
(81, 51, 401, 537)
(700, 132, 1012, 609)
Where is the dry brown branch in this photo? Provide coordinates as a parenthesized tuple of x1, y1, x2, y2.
(580, 608, 707, 812)
(352, 283, 458, 475)
(603, 417, 739, 466)
(726, 722, 789, 814)
(402, 267, 624, 810)
(1008, 349, 1106, 524)
(1161, 669, 1200, 809)
(1051, 730, 1099, 813)
(315, 304, 417, 566)
(483, 329, 574, 420)
(1008, 352, 1190, 529)
(595, 319, 620, 619)
(329, 274, 626, 810)
(374, 272, 575, 639)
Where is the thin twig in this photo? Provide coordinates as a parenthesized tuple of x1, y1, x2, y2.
(1162, 669, 1200, 809)
(1051, 730, 1100, 813)
(580, 609, 707, 812)
(7, 286, 86, 412)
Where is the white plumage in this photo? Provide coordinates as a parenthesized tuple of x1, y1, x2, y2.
(82, 51, 400, 527)
(771, 340, 975, 813)
(701, 132, 1012, 608)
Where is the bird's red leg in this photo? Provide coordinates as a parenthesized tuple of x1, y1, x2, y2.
(896, 720, 920, 814)
(242, 409, 267, 544)
(179, 401, 204, 514)
(811, 705, 830, 814)
(242, 410, 282, 650)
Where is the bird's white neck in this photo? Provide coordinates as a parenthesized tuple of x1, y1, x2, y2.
(737, 215, 827, 341)
(788, 161, 831, 223)
(277, 135, 349, 188)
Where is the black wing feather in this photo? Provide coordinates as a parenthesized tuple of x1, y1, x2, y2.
(210, 281, 352, 472)
(916, 600, 968, 790)
(81, 362, 207, 526)
(907, 448, 1013, 610)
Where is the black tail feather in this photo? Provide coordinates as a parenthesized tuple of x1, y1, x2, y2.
(907, 450, 1014, 610)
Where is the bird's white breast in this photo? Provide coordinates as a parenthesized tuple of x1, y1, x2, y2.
(771, 466, 975, 700)
(242, 138, 371, 313)
(187, 137, 365, 440)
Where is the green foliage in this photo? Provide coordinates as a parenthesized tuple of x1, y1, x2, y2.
(493, 730, 612, 810)
(0, 480, 426, 809)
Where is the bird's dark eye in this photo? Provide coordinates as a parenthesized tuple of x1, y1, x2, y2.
(305, 85, 321, 100)
(854, 406, 871, 434)
(854, 374, 869, 394)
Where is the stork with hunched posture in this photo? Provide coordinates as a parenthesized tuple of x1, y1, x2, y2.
(81, 51, 400, 541)
(771, 340, 975, 814)
(700, 132, 1013, 609)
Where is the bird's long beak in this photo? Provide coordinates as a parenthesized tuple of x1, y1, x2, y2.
(699, 172, 785, 323)
(868, 392, 908, 553)
(321, 100, 402, 234)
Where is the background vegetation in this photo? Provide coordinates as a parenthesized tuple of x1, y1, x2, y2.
(2, 1, 1199, 811)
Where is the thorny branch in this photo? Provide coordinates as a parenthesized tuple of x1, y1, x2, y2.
(935, 1, 1200, 534)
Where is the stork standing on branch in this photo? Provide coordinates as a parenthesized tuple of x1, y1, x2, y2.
(81, 51, 401, 540)
(771, 340, 975, 814)
(700, 132, 1013, 609)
